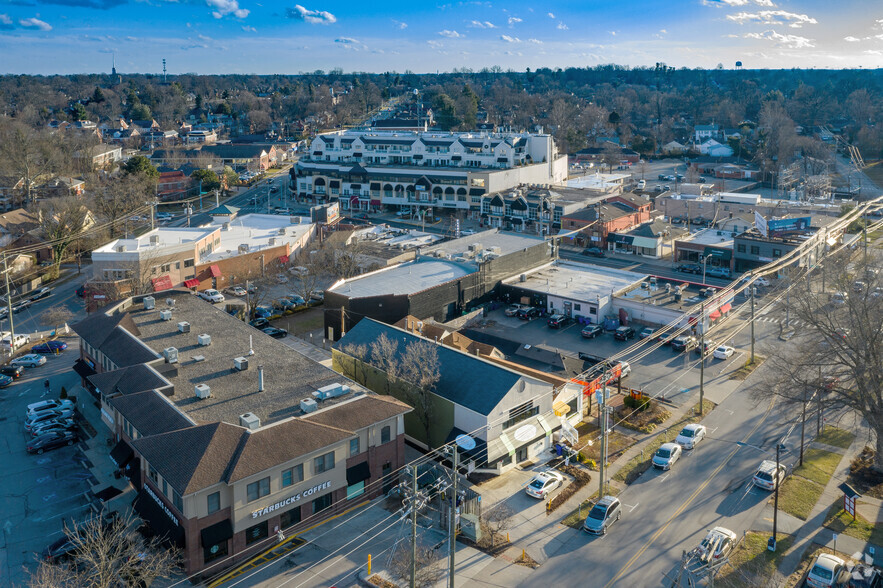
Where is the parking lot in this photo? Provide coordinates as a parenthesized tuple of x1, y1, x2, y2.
(0, 343, 94, 585)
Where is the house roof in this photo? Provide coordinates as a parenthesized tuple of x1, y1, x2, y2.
(609, 192, 651, 210)
(71, 312, 160, 368)
(0, 209, 39, 233)
(88, 363, 172, 397)
(303, 394, 411, 432)
(625, 219, 690, 239)
(562, 204, 636, 223)
(337, 319, 532, 416)
(107, 390, 194, 437)
(201, 144, 269, 159)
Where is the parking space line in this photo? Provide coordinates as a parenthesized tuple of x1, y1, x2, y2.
(625, 502, 639, 512)
(658, 474, 670, 482)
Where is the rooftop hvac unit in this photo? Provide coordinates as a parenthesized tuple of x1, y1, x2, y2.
(222, 222, 230, 230)
(150, 235, 159, 244)
(468, 243, 483, 252)
(649, 277, 658, 285)
(177, 321, 191, 333)
(268, 238, 277, 246)
(194, 383, 211, 399)
(233, 356, 249, 371)
(239, 412, 261, 430)
(143, 296, 155, 310)
(159, 309, 173, 321)
(300, 398, 318, 413)
(313, 383, 351, 400)
(197, 334, 211, 346)
(238, 244, 250, 253)
(166, 298, 175, 307)
(641, 282, 650, 289)
(278, 228, 286, 235)
(163, 347, 179, 363)
(116, 245, 125, 252)
(520, 274, 526, 282)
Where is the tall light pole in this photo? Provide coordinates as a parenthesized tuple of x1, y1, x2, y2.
(702, 254, 710, 284)
(699, 300, 705, 415)
(750, 284, 756, 364)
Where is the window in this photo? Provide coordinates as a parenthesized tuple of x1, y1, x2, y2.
(312, 493, 332, 513)
(282, 464, 304, 488)
(162, 480, 168, 496)
(503, 401, 539, 430)
(314, 452, 335, 474)
(347, 481, 365, 500)
(349, 438, 360, 457)
(737, 244, 746, 253)
(160, 264, 171, 273)
(173, 489, 183, 512)
(246, 477, 270, 502)
(280, 506, 301, 529)
(772, 248, 782, 258)
(207, 492, 220, 514)
(245, 521, 268, 545)
(149, 466, 158, 485)
(750, 246, 760, 255)
(381, 426, 391, 444)
(175, 261, 181, 270)
(204, 536, 228, 563)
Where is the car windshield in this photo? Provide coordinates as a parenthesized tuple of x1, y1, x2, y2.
(756, 471, 773, 482)
(680, 428, 695, 438)
(587, 506, 607, 520)
(716, 347, 727, 353)
(529, 479, 545, 490)
(810, 565, 833, 580)
(656, 448, 671, 458)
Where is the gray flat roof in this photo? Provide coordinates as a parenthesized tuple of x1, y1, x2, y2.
(329, 259, 475, 298)
(680, 228, 734, 247)
(423, 228, 547, 259)
(506, 260, 646, 300)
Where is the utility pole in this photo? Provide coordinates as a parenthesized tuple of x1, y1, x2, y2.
(411, 464, 418, 588)
(340, 307, 345, 340)
(771, 442, 780, 552)
(3, 254, 15, 356)
(448, 448, 458, 588)
(800, 389, 807, 467)
(599, 384, 608, 499)
(749, 284, 756, 364)
(817, 366, 823, 436)
(699, 300, 705, 414)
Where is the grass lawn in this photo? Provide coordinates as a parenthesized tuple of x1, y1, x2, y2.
(275, 307, 325, 335)
(612, 399, 715, 485)
(777, 476, 824, 520)
(730, 356, 765, 381)
(615, 401, 671, 434)
(792, 448, 843, 486)
(719, 532, 794, 587)
(574, 421, 633, 464)
(560, 484, 623, 530)
(823, 502, 883, 545)
(815, 426, 854, 450)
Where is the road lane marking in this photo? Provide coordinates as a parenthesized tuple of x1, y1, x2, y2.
(659, 474, 670, 482)
(625, 503, 639, 512)
(603, 396, 776, 588)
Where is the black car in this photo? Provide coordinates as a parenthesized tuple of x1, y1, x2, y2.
(0, 365, 24, 379)
(249, 318, 270, 329)
(583, 247, 606, 258)
(671, 336, 697, 352)
(547, 314, 569, 328)
(677, 264, 702, 275)
(27, 430, 78, 454)
(516, 307, 540, 320)
(75, 285, 85, 297)
(614, 326, 636, 340)
(581, 324, 603, 339)
(262, 327, 288, 339)
(41, 533, 78, 563)
(30, 287, 52, 302)
(12, 299, 32, 313)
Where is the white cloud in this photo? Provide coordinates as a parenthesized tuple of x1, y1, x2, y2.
(659, 29, 667, 34)
(426, 40, 443, 49)
(527, 38, 543, 44)
(19, 17, 52, 31)
(0, 13, 12, 30)
(286, 4, 337, 25)
(438, 29, 462, 38)
(557, 21, 568, 30)
(844, 36, 860, 42)
(206, 0, 249, 19)
(334, 37, 367, 50)
(469, 20, 496, 28)
(727, 10, 817, 28)
(547, 12, 555, 18)
(609, 30, 616, 36)
(242, 25, 256, 32)
(500, 34, 520, 43)
(745, 29, 814, 48)
(392, 19, 407, 29)
(507, 16, 522, 26)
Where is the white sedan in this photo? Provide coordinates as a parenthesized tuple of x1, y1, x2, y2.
(525, 470, 565, 499)
(675, 424, 707, 450)
(713, 345, 735, 360)
(198, 289, 225, 303)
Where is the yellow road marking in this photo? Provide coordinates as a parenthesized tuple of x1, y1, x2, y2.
(604, 397, 776, 587)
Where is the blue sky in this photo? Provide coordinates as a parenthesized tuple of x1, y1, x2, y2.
(0, 0, 881, 74)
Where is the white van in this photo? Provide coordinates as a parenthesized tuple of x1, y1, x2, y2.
(1, 333, 30, 350)
(637, 180, 646, 190)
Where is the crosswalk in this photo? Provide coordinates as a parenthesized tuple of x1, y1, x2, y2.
(751, 315, 808, 329)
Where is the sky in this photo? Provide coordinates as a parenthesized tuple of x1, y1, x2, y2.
(0, 0, 882, 74)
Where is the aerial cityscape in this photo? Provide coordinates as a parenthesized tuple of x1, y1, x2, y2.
(0, 2, 882, 588)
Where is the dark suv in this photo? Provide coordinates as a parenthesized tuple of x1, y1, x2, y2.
(671, 336, 697, 352)
(614, 326, 636, 341)
(583, 247, 606, 258)
(516, 307, 540, 320)
(547, 314, 569, 328)
(677, 264, 702, 275)
(581, 324, 603, 339)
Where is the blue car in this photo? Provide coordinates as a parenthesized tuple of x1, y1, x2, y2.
(253, 306, 273, 319)
(0, 374, 13, 388)
(31, 341, 68, 354)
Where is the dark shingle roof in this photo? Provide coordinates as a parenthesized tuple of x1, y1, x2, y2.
(336, 319, 525, 416)
(201, 145, 268, 159)
(303, 395, 411, 432)
(108, 391, 193, 437)
(88, 364, 171, 397)
(71, 312, 159, 368)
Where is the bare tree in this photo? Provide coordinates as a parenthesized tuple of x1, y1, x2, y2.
(0, 119, 61, 207)
(89, 173, 154, 240)
(41, 305, 74, 333)
(28, 512, 180, 588)
(387, 536, 445, 588)
(600, 142, 622, 173)
(338, 342, 369, 385)
(482, 503, 515, 547)
(38, 197, 91, 273)
(400, 340, 441, 445)
(370, 332, 401, 396)
(289, 248, 325, 303)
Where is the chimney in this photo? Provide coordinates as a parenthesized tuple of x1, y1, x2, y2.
(258, 365, 264, 392)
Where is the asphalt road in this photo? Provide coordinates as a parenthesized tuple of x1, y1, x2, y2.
(1, 270, 91, 337)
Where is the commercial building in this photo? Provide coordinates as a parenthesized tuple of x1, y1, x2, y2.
(673, 228, 735, 274)
(733, 215, 841, 273)
(72, 291, 411, 578)
(559, 193, 653, 247)
(90, 211, 315, 297)
(606, 218, 689, 259)
(475, 185, 609, 237)
(324, 229, 551, 339)
(292, 129, 568, 214)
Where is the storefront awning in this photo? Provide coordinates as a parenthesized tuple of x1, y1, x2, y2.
(346, 462, 371, 485)
(329, 180, 340, 189)
(537, 414, 555, 435)
(73, 358, 97, 380)
(369, 182, 380, 190)
(278, 255, 290, 264)
(133, 488, 184, 547)
(608, 234, 634, 245)
(720, 302, 732, 313)
(630, 236, 659, 249)
(709, 309, 721, 320)
(350, 195, 359, 203)
(469, 188, 485, 196)
(553, 400, 570, 417)
(125, 457, 141, 488)
(486, 433, 516, 463)
(350, 184, 362, 189)
(183, 278, 199, 289)
(151, 275, 173, 292)
(209, 265, 222, 278)
(370, 199, 381, 205)
(703, 246, 732, 260)
(110, 440, 134, 468)
(94, 486, 124, 502)
(200, 519, 233, 548)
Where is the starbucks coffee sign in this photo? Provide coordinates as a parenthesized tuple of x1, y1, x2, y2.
(250, 480, 332, 519)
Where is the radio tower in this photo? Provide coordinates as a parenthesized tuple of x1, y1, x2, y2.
(162, 59, 167, 83)
(111, 54, 116, 77)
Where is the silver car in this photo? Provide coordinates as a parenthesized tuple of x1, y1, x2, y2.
(652, 443, 682, 470)
(583, 495, 622, 535)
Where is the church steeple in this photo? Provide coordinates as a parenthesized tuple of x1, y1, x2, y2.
(111, 54, 117, 77)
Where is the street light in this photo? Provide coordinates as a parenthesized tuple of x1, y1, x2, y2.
(701, 253, 711, 284)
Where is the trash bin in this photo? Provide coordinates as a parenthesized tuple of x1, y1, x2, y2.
(554, 444, 563, 456)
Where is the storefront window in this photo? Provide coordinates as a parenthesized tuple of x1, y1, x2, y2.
(245, 521, 268, 545)
(347, 481, 365, 500)
(281, 506, 301, 529)
(246, 477, 270, 502)
(203, 538, 228, 563)
(312, 493, 332, 514)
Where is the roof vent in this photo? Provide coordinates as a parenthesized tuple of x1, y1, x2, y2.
(177, 321, 191, 333)
(150, 235, 159, 244)
(268, 237, 277, 246)
(159, 309, 173, 321)
(163, 347, 179, 363)
(143, 296, 155, 310)
(278, 228, 286, 235)
(197, 334, 211, 346)
(313, 383, 351, 401)
(116, 245, 125, 252)
(166, 298, 175, 307)
(233, 356, 249, 371)
(194, 383, 211, 399)
(238, 244, 250, 253)
(300, 398, 318, 413)
(239, 412, 261, 430)
(222, 222, 230, 230)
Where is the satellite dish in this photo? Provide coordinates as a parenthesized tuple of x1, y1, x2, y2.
(455, 434, 476, 451)
(514, 424, 537, 443)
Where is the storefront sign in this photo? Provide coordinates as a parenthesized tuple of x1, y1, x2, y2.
(250, 480, 332, 519)
(145, 484, 179, 526)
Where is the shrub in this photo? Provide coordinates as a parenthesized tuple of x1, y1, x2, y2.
(59, 386, 68, 399)
(623, 395, 651, 411)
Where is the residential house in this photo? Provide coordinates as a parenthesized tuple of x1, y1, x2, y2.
(559, 193, 653, 247)
(0, 177, 29, 211)
(183, 129, 218, 145)
(662, 141, 686, 155)
(38, 176, 86, 198)
(698, 139, 734, 157)
(477, 185, 607, 236)
(0, 208, 40, 248)
(201, 144, 273, 172)
(606, 218, 689, 259)
(694, 124, 722, 143)
(77, 144, 124, 168)
(142, 129, 180, 147)
(127, 119, 160, 134)
(157, 171, 194, 202)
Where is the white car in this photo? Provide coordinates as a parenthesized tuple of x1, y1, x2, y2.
(25, 408, 75, 431)
(713, 345, 735, 360)
(11, 354, 47, 368)
(525, 470, 565, 499)
(27, 399, 74, 416)
(652, 442, 682, 470)
(740, 275, 770, 287)
(806, 553, 846, 588)
(751, 459, 786, 491)
(198, 289, 225, 303)
(226, 286, 247, 297)
(695, 527, 737, 563)
(675, 424, 707, 450)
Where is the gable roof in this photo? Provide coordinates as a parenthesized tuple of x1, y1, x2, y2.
(303, 394, 411, 433)
(88, 363, 172, 397)
(71, 312, 160, 368)
(201, 144, 268, 159)
(0, 209, 39, 233)
(108, 390, 194, 437)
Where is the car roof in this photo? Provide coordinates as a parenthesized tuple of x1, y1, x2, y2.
(683, 423, 703, 432)
(659, 442, 679, 450)
(814, 553, 845, 569)
(597, 495, 619, 507)
(707, 526, 736, 540)
(756, 460, 781, 473)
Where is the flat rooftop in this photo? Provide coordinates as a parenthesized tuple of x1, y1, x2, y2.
(617, 277, 715, 309)
(506, 260, 646, 300)
(679, 228, 734, 248)
(329, 258, 475, 298)
(424, 228, 547, 258)
(127, 290, 360, 427)
(199, 214, 314, 263)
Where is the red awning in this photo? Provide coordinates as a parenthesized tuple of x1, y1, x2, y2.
(350, 195, 359, 203)
(720, 303, 732, 313)
(688, 315, 698, 325)
(209, 265, 222, 278)
(370, 199, 381, 205)
(278, 255, 290, 264)
(709, 309, 721, 320)
(183, 278, 199, 289)
(151, 275, 173, 292)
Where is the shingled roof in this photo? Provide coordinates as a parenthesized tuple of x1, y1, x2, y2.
(71, 312, 160, 368)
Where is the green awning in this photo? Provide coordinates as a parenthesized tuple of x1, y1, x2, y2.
(703, 246, 732, 260)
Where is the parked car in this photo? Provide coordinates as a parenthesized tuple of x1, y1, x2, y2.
(547, 314, 569, 328)
(28, 399, 74, 415)
(583, 247, 606, 258)
(657, 332, 676, 345)
(525, 470, 564, 499)
(583, 495, 622, 535)
(12, 299, 33, 313)
(752, 460, 786, 491)
(604, 361, 631, 384)
(831, 291, 848, 306)
(806, 553, 846, 588)
(671, 336, 697, 352)
(41, 532, 79, 563)
(639, 327, 654, 339)
(285, 294, 307, 306)
(614, 326, 635, 340)
(516, 307, 540, 320)
(253, 306, 273, 319)
(12, 354, 47, 368)
(693, 340, 715, 356)
(675, 424, 707, 450)
(581, 324, 603, 339)
(2, 333, 31, 350)
(198, 289, 225, 303)
(31, 341, 68, 354)
(226, 285, 248, 297)
(27, 430, 78, 454)
(261, 327, 288, 339)
(705, 266, 731, 279)
(740, 275, 770, 287)
(30, 418, 76, 437)
(273, 298, 296, 311)
(30, 287, 52, 301)
(75, 285, 85, 297)
(713, 345, 735, 360)
(25, 408, 75, 431)
(0, 365, 24, 379)
(652, 442, 682, 470)
(310, 290, 325, 302)
(249, 318, 270, 329)
(677, 263, 702, 275)
(505, 304, 527, 317)
(695, 527, 737, 562)
(0, 373, 12, 388)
